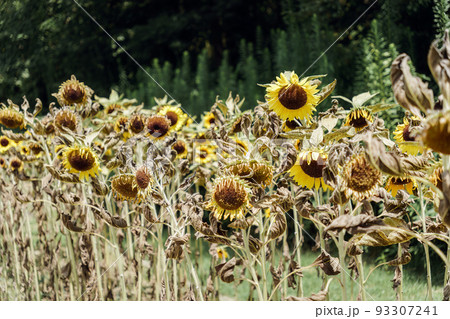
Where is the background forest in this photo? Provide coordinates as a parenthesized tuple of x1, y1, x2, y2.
(1, 0, 448, 118)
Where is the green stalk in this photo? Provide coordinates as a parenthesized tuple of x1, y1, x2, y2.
(338, 230, 347, 300)
(243, 229, 264, 301)
(419, 185, 433, 300)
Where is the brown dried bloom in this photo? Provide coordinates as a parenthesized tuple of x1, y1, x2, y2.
(225, 160, 273, 187)
(342, 154, 382, 200)
(10, 156, 24, 171)
(54, 75, 93, 106)
(421, 111, 450, 154)
(146, 115, 171, 139)
(129, 114, 146, 134)
(55, 107, 79, 132)
(0, 105, 25, 129)
(111, 174, 139, 202)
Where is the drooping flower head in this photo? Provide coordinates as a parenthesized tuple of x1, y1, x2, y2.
(172, 140, 188, 159)
(54, 75, 93, 106)
(385, 176, 417, 196)
(111, 174, 139, 202)
(342, 154, 382, 200)
(158, 105, 187, 132)
(54, 107, 79, 132)
(63, 145, 100, 181)
(421, 111, 450, 154)
(393, 116, 424, 155)
(225, 160, 273, 187)
(129, 114, 146, 135)
(0, 104, 25, 129)
(289, 149, 330, 190)
(10, 156, 24, 172)
(344, 107, 373, 132)
(146, 115, 171, 140)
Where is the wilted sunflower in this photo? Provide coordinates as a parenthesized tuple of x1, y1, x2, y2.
(430, 166, 443, 191)
(232, 137, 249, 156)
(385, 176, 417, 196)
(172, 140, 188, 159)
(10, 156, 24, 172)
(265, 71, 320, 121)
(114, 116, 131, 140)
(54, 75, 93, 106)
(0, 136, 15, 153)
(421, 111, 450, 154)
(342, 154, 382, 200)
(0, 106, 25, 129)
(104, 103, 122, 115)
(63, 145, 100, 181)
(195, 145, 216, 164)
(393, 116, 424, 155)
(134, 165, 153, 200)
(0, 156, 7, 168)
(344, 107, 373, 132)
(289, 149, 330, 190)
(129, 114, 146, 135)
(225, 160, 273, 187)
(282, 119, 302, 132)
(146, 115, 171, 140)
(111, 174, 139, 202)
(216, 247, 229, 260)
(158, 105, 187, 132)
(207, 175, 250, 221)
(29, 142, 43, 157)
(54, 108, 79, 132)
(203, 112, 216, 128)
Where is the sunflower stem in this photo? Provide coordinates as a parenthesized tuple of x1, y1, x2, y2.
(25, 211, 40, 301)
(292, 183, 304, 297)
(397, 244, 403, 301)
(419, 184, 433, 300)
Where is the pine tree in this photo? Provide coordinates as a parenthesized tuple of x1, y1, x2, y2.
(433, 0, 450, 40)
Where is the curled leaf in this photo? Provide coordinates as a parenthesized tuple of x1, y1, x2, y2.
(215, 257, 236, 283)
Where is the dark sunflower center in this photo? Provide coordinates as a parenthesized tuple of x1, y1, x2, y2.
(30, 144, 42, 155)
(402, 125, 415, 141)
(64, 87, 84, 104)
(209, 118, 215, 124)
(346, 157, 380, 192)
(56, 112, 77, 131)
(0, 138, 9, 147)
(0, 158, 5, 166)
(11, 159, 21, 169)
(45, 123, 55, 134)
(285, 119, 302, 129)
(0, 110, 23, 129)
(135, 168, 150, 189)
(349, 114, 369, 129)
(391, 177, 411, 185)
(214, 184, 246, 211)
(67, 150, 95, 171)
(130, 117, 144, 133)
(200, 150, 208, 159)
(165, 111, 179, 126)
(173, 141, 186, 154)
(299, 156, 326, 178)
(113, 177, 138, 199)
(147, 118, 170, 138)
(107, 104, 121, 114)
(278, 84, 308, 110)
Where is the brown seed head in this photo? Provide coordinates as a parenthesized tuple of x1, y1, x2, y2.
(278, 84, 307, 110)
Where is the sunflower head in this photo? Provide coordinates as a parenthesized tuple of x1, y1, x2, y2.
(195, 145, 216, 164)
(29, 142, 43, 156)
(289, 149, 330, 190)
(282, 119, 302, 132)
(421, 111, 450, 154)
(0, 136, 15, 153)
(216, 247, 229, 260)
(231, 137, 249, 156)
(10, 156, 24, 171)
(111, 174, 139, 202)
(129, 114, 146, 135)
(105, 103, 122, 115)
(265, 71, 320, 121)
(135, 166, 153, 190)
(393, 116, 424, 155)
(55, 75, 92, 106)
(203, 112, 216, 129)
(54, 108, 79, 132)
(0, 156, 7, 168)
(342, 154, 382, 200)
(172, 140, 188, 159)
(158, 105, 187, 131)
(226, 160, 273, 187)
(344, 108, 373, 132)
(385, 176, 416, 196)
(62, 145, 100, 181)
(207, 175, 250, 221)
(0, 105, 25, 129)
(430, 166, 443, 191)
(146, 115, 171, 140)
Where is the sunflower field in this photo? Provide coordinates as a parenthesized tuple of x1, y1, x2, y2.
(2, 0, 450, 303)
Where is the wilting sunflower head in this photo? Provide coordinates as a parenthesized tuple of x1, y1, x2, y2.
(0, 106, 25, 129)
(172, 140, 188, 159)
(129, 114, 146, 135)
(63, 145, 100, 181)
(54, 108, 79, 132)
(135, 165, 153, 190)
(207, 175, 250, 221)
(0, 156, 7, 168)
(195, 144, 216, 164)
(158, 105, 187, 132)
(55, 75, 93, 106)
(393, 116, 424, 155)
(111, 174, 139, 202)
(289, 149, 330, 190)
(29, 142, 43, 156)
(342, 154, 382, 200)
(430, 166, 443, 192)
(282, 119, 302, 132)
(203, 112, 216, 129)
(0, 136, 15, 153)
(421, 111, 450, 155)
(10, 156, 23, 171)
(231, 137, 249, 156)
(104, 103, 122, 115)
(216, 247, 229, 260)
(344, 107, 373, 132)
(385, 176, 416, 197)
(114, 116, 131, 140)
(265, 71, 320, 121)
(146, 115, 171, 140)
(225, 160, 273, 187)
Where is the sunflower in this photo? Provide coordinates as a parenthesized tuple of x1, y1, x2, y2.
(421, 111, 450, 154)
(0, 106, 25, 129)
(111, 174, 139, 202)
(430, 166, 443, 192)
(207, 175, 250, 221)
(158, 105, 187, 132)
(104, 103, 122, 115)
(172, 140, 188, 159)
(385, 176, 417, 196)
(135, 165, 153, 200)
(0, 136, 15, 153)
(195, 145, 216, 164)
(54, 75, 93, 106)
(289, 149, 330, 190)
(225, 160, 273, 187)
(344, 108, 373, 132)
(216, 247, 229, 260)
(282, 119, 302, 132)
(265, 71, 320, 121)
(293, 139, 302, 151)
(393, 116, 424, 155)
(54, 107, 79, 132)
(342, 154, 382, 200)
(146, 115, 171, 140)
(0, 156, 7, 168)
(129, 114, 146, 135)
(114, 116, 131, 140)
(232, 137, 249, 156)
(10, 156, 24, 172)
(62, 145, 100, 181)
(18, 143, 31, 156)
(203, 112, 216, 128)
(29, 142, 43, 157)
